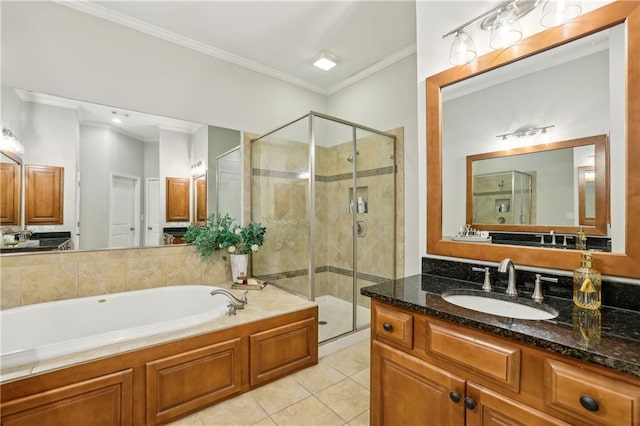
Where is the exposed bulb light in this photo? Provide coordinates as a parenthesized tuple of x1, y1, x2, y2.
(449, 30, 477, 65)
(313, 52, 338, 71)
(490, 8, 522, 49)
(540, 0, 582, 27)
(496, 124, 555, 144)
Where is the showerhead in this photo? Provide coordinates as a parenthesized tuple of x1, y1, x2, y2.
(346, 151, 359, 163)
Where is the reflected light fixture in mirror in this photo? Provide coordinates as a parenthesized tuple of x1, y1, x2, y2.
(490, 8, 523, 49)
(449, 30, 477, 65)
(541, 0, 582, 27)
(1, 128, 25, 156)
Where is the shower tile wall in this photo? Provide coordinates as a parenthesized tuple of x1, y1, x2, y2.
(252, 133, 395, 309)
(0, 245, 230, 309)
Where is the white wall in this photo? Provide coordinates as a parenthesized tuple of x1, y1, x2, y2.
(328, 54, 419, 275)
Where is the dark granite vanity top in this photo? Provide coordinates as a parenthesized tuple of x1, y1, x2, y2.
(361, 274, 640, 378)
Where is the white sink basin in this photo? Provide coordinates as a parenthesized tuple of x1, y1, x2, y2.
(441, 290, 558, 320)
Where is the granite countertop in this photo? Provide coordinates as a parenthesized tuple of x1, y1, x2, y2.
(361, 274, 640, 378)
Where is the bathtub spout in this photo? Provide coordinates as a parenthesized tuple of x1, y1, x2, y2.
(210, 289, 248, 313)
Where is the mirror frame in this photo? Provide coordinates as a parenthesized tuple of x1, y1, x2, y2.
(465, 134, 608, 236)
(426, 1, 640, 278)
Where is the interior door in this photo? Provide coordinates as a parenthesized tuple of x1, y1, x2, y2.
(110, 175, 136, 248)
(145, 178, 160, 246)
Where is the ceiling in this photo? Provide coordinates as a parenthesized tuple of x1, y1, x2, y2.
(58, 0, 418, 96)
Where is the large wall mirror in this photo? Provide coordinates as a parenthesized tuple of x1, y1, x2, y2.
(427, 2, 639, 277)
(0, 86, 241, 254)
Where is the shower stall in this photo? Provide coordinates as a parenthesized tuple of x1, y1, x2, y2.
(250, 112, 396, 343)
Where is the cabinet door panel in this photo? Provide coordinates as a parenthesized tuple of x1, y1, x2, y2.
(0, 162, 20, 224)
(25, 164, 63, 224)
(146, 338, 242, 425)
(250, 317, 317, 386)
(1, 369, 132, 426)
(466, 382, 571, 426)
(166, 177, 190, 221)
(371, 341, 465, 426)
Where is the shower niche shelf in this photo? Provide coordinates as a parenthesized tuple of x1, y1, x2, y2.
(349, 187, 368, 213)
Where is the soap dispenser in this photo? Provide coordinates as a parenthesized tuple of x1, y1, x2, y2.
(573, 253, 601, 310)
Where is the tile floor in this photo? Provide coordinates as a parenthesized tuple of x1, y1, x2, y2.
(168, 337, 371, 426)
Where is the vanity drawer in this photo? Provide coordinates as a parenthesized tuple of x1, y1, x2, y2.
(374, 304, 413, 349)
(425, 319, 521, 392)
(544, 359, 640, 426)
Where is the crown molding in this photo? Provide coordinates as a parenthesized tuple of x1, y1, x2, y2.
(52, 0, 415, 97)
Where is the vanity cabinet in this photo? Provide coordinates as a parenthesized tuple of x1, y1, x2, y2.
(370, 300, 640, 426)
(25, 164, 64, 225)
(0, 162, 20, 224)
(166, 177, 190, 222)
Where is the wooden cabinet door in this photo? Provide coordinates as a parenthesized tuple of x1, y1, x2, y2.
(146, 337, 243, 425)
(1, 370, 132, 426)
(250, 316, 318, 387)
(166, 177, 190, 221)
(465, 382, 570, 426)
(0, 161, 20, 224)
(371, 341, 465, 426)
(25, 164, 63, 224)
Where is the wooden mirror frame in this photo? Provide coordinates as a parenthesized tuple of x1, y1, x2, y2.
(465, 134, 608, 236)
(426, 1, 640, 278)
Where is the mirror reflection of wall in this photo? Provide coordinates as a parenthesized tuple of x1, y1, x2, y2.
(0, 85, 241, 253)
(441, 24, 625, 252)
(207, 128, 241, 222)
(216, 147, 242, 222)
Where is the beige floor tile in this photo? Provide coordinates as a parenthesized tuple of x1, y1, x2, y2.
(351, 367, 370, 390)
(323, 348, 370, 377)
(346, 409, 369, 426)
(251, 376, 311, 415)
(199, 393, 269, 426)
(292, 361, 347, 394)
(167, 412, 205, 426)
(315, 378, 369, 422)
(270, 396, 345, 426)
(250, 417, 276, 426)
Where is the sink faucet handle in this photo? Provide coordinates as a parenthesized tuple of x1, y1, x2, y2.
(532, 274, 559, 303)
(472, 266, 492, 292)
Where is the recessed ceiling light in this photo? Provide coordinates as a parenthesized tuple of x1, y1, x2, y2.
(313, 52, 338, 71)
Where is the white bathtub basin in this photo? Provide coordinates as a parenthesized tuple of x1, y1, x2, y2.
(441, 290, 558, 320)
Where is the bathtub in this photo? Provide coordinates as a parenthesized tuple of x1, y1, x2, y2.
(1, 285, 231, 370)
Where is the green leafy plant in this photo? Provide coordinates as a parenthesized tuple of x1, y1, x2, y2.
(184, 214, 266, 260)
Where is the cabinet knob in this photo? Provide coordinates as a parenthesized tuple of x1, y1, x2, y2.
(464, 398, 476, 410)
(449, 391, 461, 403)
(579, 395, 600, 412)
(382, 322, 393, 332)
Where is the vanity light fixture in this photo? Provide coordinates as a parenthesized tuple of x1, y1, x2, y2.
(540, 0, 582, 27)
(1, 127, 25, 156)
(312, 52, 338, 71)
(443, 0, 583, 65)
(191, 160, 206, 176)
(489, 8, 523, 49)
(496, 124, 555, 140)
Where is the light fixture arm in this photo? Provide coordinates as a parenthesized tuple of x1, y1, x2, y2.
(443, 0, 516, 39)
(496, 124, 555, 140)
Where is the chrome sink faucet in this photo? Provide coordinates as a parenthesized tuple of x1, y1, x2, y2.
(498, 258, 518, 296)
(210, 289, 248, 315)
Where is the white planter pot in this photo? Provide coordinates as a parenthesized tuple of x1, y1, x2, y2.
(230, 254, 249, 283)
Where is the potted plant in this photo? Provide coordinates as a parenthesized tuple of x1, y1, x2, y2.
(184, 214, 267, 282)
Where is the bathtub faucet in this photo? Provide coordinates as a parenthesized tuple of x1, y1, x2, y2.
(210, 289, 248, 315)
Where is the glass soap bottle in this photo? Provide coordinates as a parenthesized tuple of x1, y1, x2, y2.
(573, 253, 601, 309)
